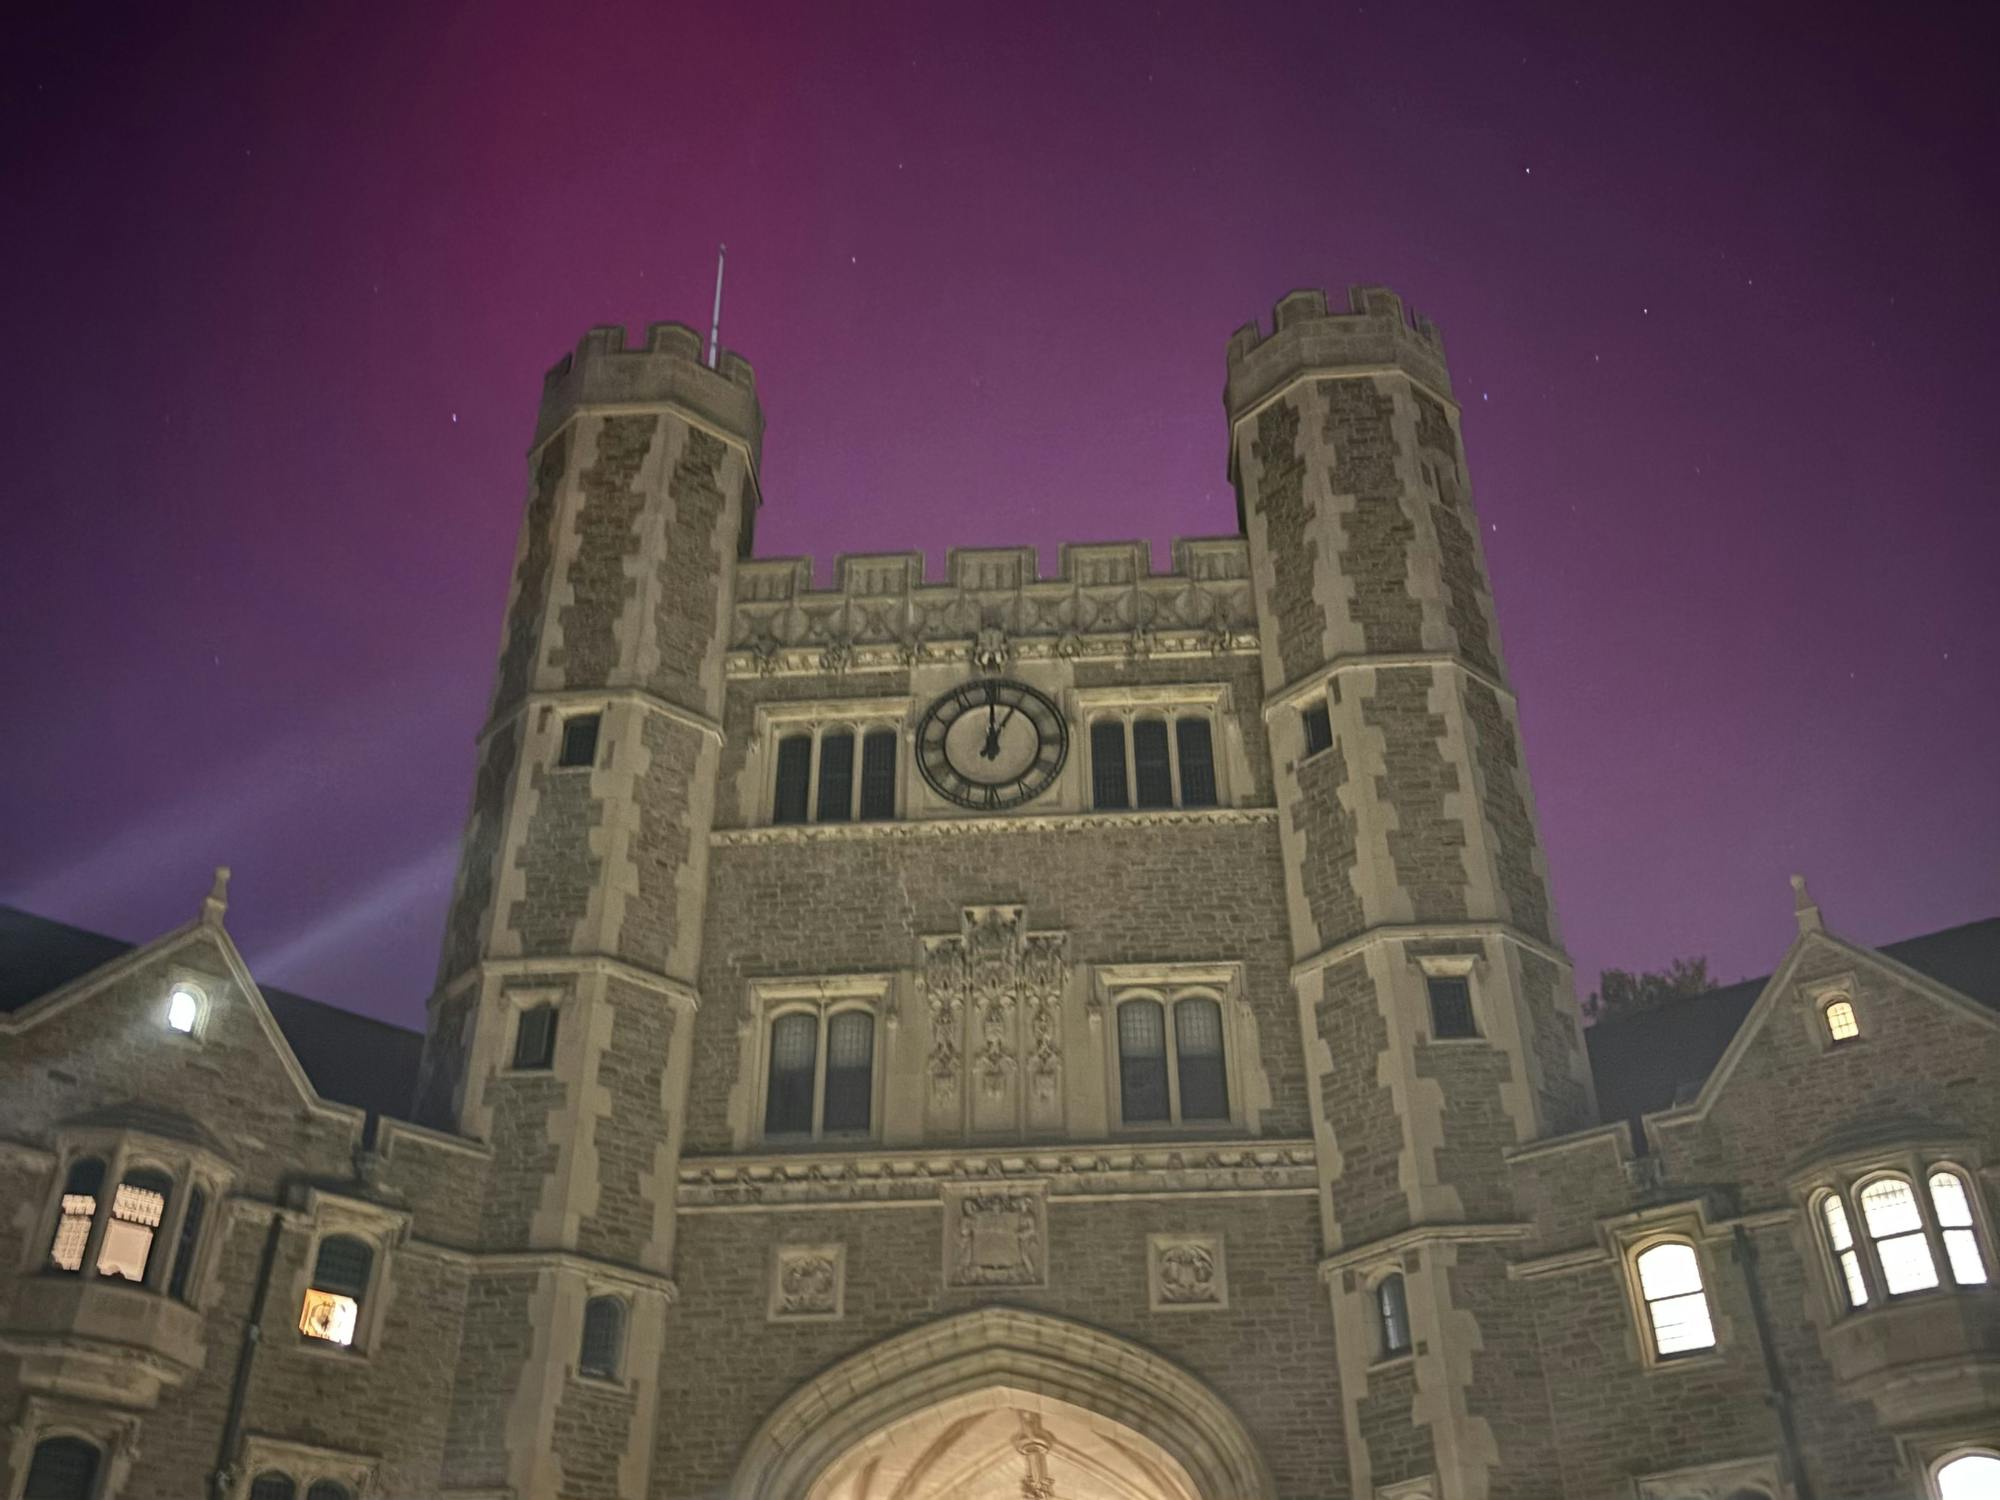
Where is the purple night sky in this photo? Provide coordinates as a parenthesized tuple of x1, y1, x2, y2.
(4, 2, 1996, 1029)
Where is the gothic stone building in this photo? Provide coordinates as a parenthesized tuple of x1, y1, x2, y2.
(3, 286, 1997, 1500)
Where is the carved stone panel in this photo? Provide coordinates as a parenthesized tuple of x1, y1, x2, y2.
(769, 1244, 845, 1321)
(1148, 1232, 1228, 1311)
(915, 906, 1071, 1134)
(942, 1182, 1048, 1289)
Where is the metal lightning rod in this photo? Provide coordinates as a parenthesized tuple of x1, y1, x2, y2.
(706, 244, 727, 369)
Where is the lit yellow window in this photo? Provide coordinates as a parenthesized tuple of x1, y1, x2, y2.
(1823, 998, 1858, 1042)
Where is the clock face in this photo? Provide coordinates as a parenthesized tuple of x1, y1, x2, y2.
(915, 677, 1068, 811)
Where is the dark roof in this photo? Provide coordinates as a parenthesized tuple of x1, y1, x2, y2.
(0, 905, 424, 1121)
(1587, 917, 2000, 1142)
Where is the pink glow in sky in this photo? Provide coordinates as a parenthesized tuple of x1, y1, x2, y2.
(4, 1, 1996, 1025)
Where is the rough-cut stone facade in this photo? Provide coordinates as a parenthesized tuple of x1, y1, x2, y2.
(3, 291, 1995, 1500)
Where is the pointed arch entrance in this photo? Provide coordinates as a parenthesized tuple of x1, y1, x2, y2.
(732, 1307, 1275, 1500)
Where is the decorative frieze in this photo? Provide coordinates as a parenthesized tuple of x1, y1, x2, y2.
(1149, 1232, 1228, 1311)
(676, 1141, 1318, 1210)
(943, 1182, 1047, 1288)
(725, 628, 1260, 678)
(710, 806, 1279, 848)
(768, 1244, 845, 1321)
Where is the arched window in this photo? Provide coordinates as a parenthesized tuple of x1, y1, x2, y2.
(1937, 1452, 2000, 1500)
(97, 1167, 174, 1282)
(1131, 717, 1173, 808)
(579, 1295, 626, 1380)
(1376, 1273, 1412, 1357)
(1929, 1169, 1991, 1286)
(822, 1011, 875, 1134)
(859, 728, 898, 820)
(1117, 999, 1170, 1123)
(300, 1234, 374, 1347)
(1822, 997, 1859, 1042)
(249, 1476, 297, 1500)
(764, 1013, 819, 1137)
(1819, 1192, 1869, 1309)
(1090, 720, 1129, 810)
(23, 1437, 100, 1500)
(1860, 1176, 1939, 1295)
(816, 729, 856, 823)
(48, 1157, 104, 1273)
(168, 1185, 208, 1303)
(1633, 1241, 1715, 1358)
(305, 1486, 351, 1500)
(1175, 717, 1218, 807)
(1173, 997, 1229, 1121)
(773, 733, 812, 824)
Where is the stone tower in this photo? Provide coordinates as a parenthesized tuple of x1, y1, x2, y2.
(415, 323, 762, 1498)
(1228, 287, 1596, 1500)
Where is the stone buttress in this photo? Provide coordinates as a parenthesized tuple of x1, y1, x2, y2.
(415, 324, 761, 1499)
(1228, 287, 1596, 1500)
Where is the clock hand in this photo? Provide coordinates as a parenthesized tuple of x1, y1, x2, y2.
(980, 724, 1002, 760)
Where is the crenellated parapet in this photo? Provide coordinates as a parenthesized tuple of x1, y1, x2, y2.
(533, 321, 764, 462)
(1223, 284, 1451, 428)
(725, 536, 1260, 676)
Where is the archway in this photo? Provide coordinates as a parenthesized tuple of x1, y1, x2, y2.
(732, 1307, 1275, 1500)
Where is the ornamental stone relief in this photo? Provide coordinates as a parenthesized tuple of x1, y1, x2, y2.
(943, 1182, 1048, 1288)
(916, 907, 1070, 1132)
(1148, 1232, 1228, 1311)
(769, 1243, 844, 1321)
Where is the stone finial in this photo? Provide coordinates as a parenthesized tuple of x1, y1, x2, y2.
(202, 866, 232, 926)
(1791, 874, 1822, 935)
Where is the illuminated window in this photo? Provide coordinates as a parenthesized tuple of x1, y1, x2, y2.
(1377, 1273, 1412, 1357)
(1860, 1177, 1940, 1296)
(1819, 1193, 1869, 1309)
(1116, 993, 1231, 1127)
(166, 982, 203, 1034)
(1936, 1452, 2000, 1500)
(249, 1475, 298, 1500)
(764, 1009, 876, 1139)
(300, 1234, 373, 1347)
(1929, 1170, 1991, 1286)
(513, 1001, 559, 1071)
(48, 1157, 104, 1273)
(579, 1295, 626, 1380)
(557, 713, 600, 768)
(96, 1169, 172, 1282)
(22, 1437, 100, 1500)
(1822, 997, 1858, 1042)
(1634, 1241, 1716, 1358)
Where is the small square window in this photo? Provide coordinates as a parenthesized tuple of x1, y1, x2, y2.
(1302, 702, 1333, 757)
(558, 714, 601, 768)
(1425, 974, 1477, 1039)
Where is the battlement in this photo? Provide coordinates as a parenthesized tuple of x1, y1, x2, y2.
(1223, 284, 1452, 420)
(533, 321, 765, 461)
(727, 537, 1259, 675)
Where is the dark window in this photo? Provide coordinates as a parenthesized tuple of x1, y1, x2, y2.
(49, 1156, 104, 1273)
(558, 713, 600, 768)
(1117, 1000, 1170, 1124)
(168, 1186, 207, 1302)
(98, 1168, 173, 1283)
(1377, 1273, 1412, 1356)
(23, 1437, 100, 1500)
(1132, 718, 1173, 808)
(305, 1486, 351, 1500)
(817, 730, 856, 823)
(1091, 720, 1129, 810)
(313, 1236, 374, 1299)
(764, 1013, 818, 1136)
(1425, 974, 1477, 1039)
(773, 734, 812, 824)
(859, 728, 898, 820)
(1302, 702, 1333, 757)
(513, 1002, 559, 1070)
(822, 1011, 875, 1133)
(1176, 717, 1218, 807)
(579, 1295, 626, 1379)
(1174, 998, 1230, 1121)
(248, 1477, 297, 1500)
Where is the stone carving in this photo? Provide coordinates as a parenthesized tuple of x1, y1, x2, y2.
(1149, 1232, 1228, 1310)
(916, 907, 1071, 1111)
(972, 625, 1012, 673)
(944, 1182, 1047, 1287)
(818, 636, 852, 675)
(770, 1244, 844, 1320)
(1633, 1456, 1783, 1500)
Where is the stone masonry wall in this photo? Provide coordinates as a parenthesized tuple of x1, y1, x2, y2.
(650, 427, 728, 712)
(1314, 955, 1407, 1248)
(617, 714, 702, 972)
(439, 720, 522, 984)
(494, 434, 569, 717)
(1363, 667, 1469, 926)
(555, 414, 656, 687)
(1251, 398, 1322, 687)
(576, 979, 674, 1264)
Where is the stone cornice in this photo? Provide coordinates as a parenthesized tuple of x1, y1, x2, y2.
(725, 628, 1260, 680)
(677, 1140, 1319, 1210)
(1317, 1221, 1532, 1279)
(711, 806, 1279, 848)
